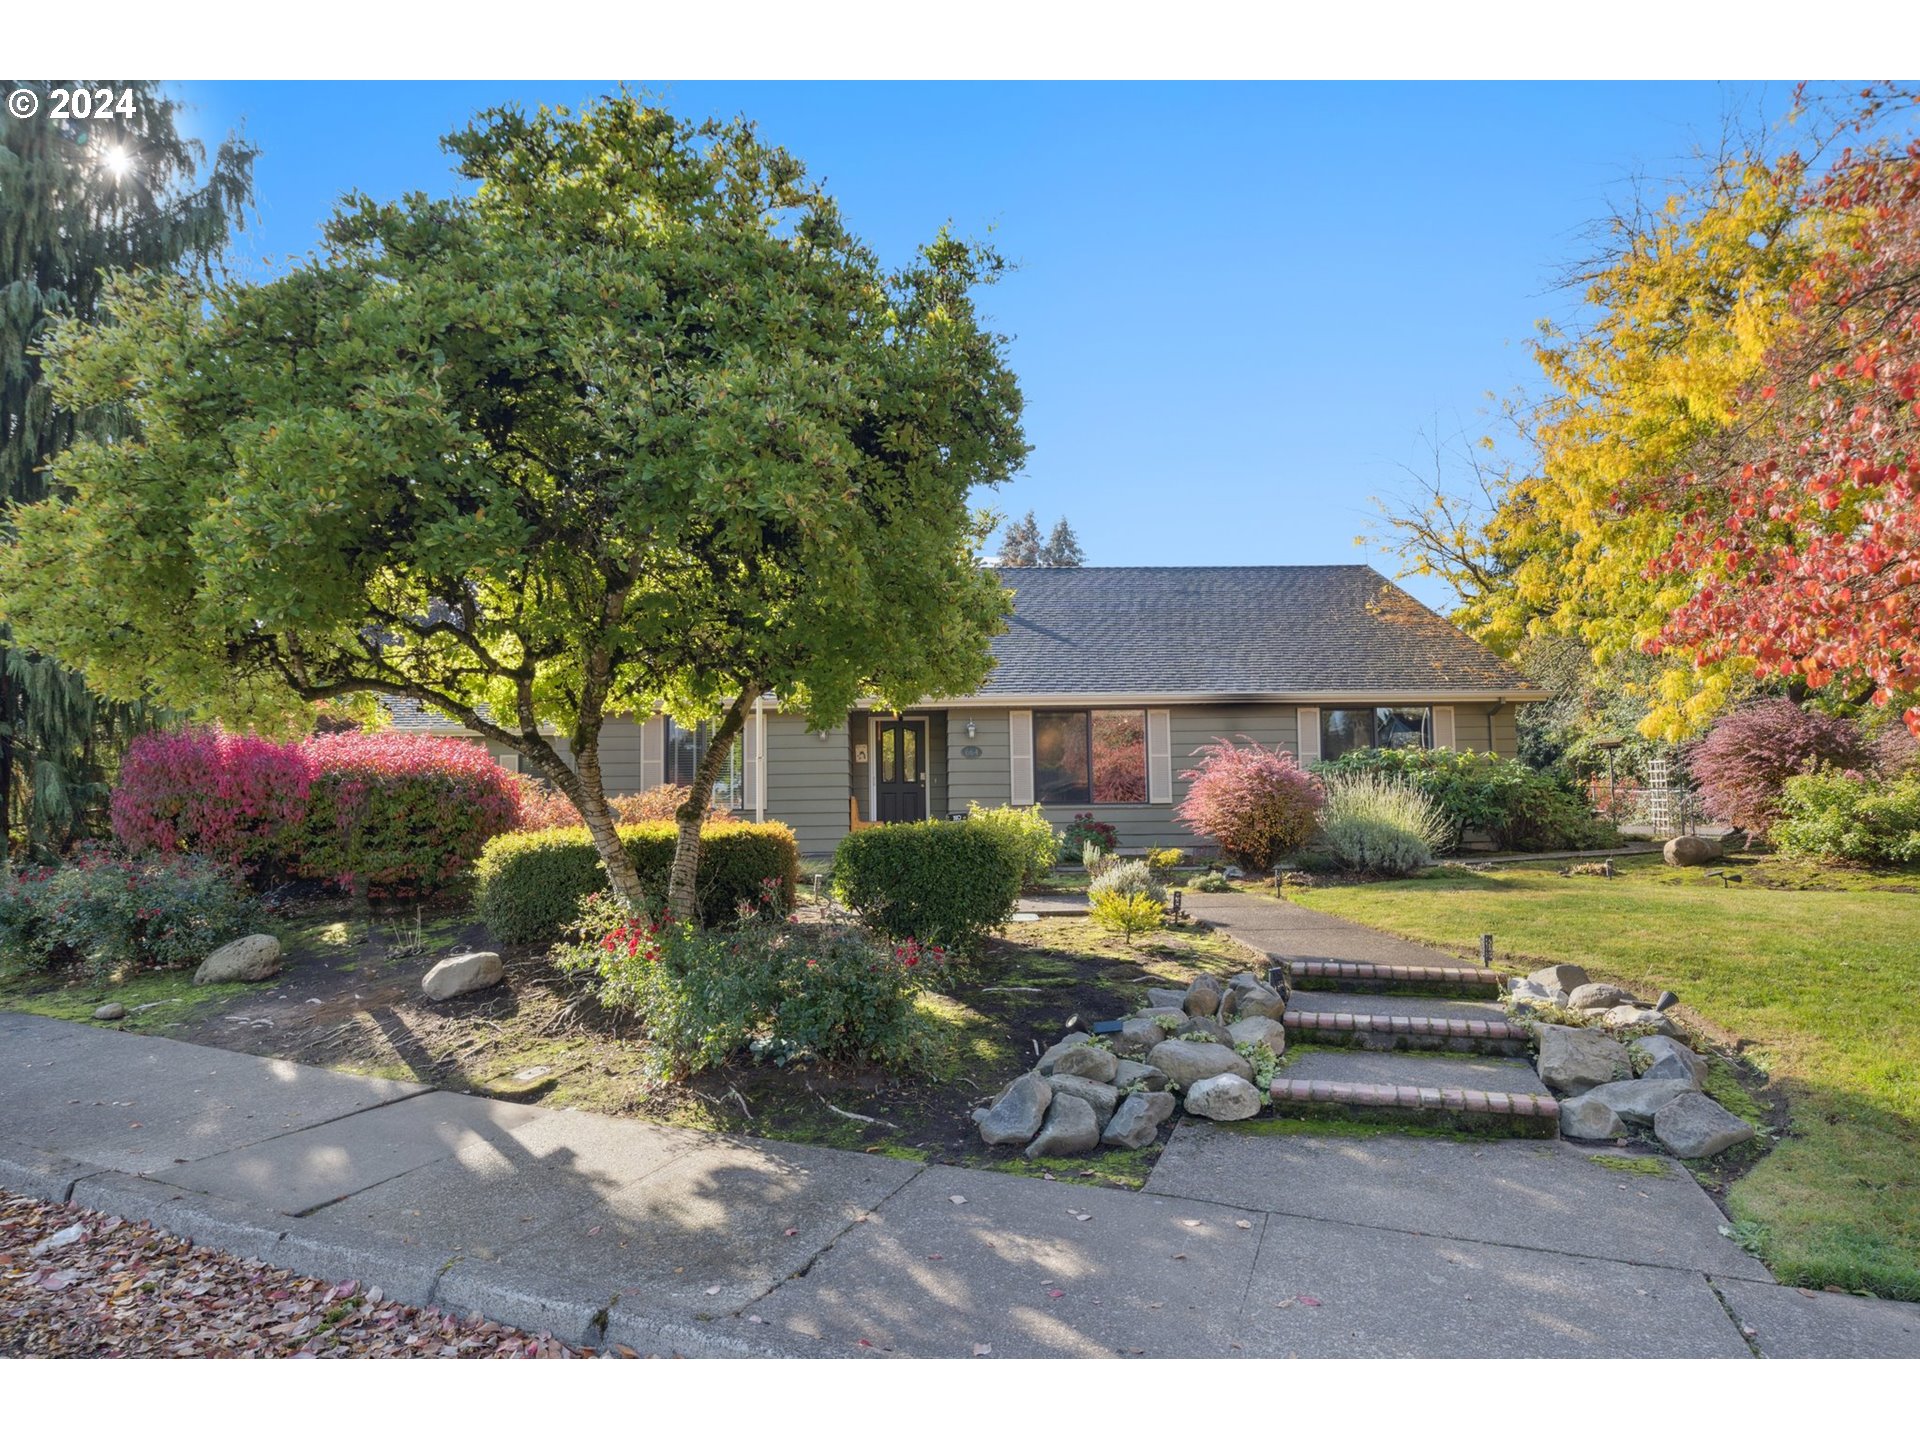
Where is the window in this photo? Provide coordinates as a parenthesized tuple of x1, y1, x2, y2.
(1319, 706, 1432, 761)
(664, 719, 744, 808)
(1033, 709, 1147, 805)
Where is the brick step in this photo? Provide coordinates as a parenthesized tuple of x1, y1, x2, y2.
(1282, 1009, 1532, 1057)
(1281, 959, 1506, 998)
(1268, 1076, 1559, 1139)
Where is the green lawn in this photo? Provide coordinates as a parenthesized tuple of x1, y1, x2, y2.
(1292, 854, 1920, 1300)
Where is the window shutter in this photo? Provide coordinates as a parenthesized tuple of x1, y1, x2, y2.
(1147, 709, 1173, 804)
(1432, 705, 1455, 752)
(1009, 709, 1034, 806)
(1296, 706, 1320, 765)
(640, 716, 665, 790)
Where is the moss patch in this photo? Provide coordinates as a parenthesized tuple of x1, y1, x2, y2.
(1588, 1154, 1673, 1178)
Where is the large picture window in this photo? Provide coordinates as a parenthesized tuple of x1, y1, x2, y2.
(1319, 706, 1432, 762)
(664, 719, 744, 808)
(1033, 709, 1147, 805)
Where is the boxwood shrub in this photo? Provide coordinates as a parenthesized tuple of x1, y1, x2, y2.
(474, 821, 799, 944)
(830, 820, 1023, 950)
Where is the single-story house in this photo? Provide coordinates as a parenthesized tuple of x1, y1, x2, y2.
(391, 565, 1545, 855)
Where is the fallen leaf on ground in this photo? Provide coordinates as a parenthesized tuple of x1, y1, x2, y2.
(949, 1195, 966, 1205)
(1234, 1220, 1252, 1230)
(972, 1342, 992, 1356)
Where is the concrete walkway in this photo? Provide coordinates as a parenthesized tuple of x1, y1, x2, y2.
(4, 1007, 1917, 1356)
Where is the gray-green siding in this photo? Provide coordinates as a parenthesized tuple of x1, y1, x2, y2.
(763, 713, 851, 855)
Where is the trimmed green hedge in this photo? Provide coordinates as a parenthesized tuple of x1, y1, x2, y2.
(830, 820, 1023, 950)
(474, 821, 800, 944)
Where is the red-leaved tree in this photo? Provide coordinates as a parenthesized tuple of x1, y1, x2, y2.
(1174, 736, 1323, 869)
(1683, 699, 1873, 829)
(1651, 107, 1920, 736)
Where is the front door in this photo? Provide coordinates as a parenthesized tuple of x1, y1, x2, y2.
(874, 717, 929, 823)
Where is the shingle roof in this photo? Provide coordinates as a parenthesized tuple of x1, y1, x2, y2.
(973, 565, 1538, 697)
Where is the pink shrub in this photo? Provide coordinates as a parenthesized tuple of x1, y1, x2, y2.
(513, 774, 583, 830)
(1685, 700, 1874, 829)
(111, 728, 312, 878)
(511, 780, 729, 832)
(1174, 736, 1323, 870)
(297, 732, 524, 895)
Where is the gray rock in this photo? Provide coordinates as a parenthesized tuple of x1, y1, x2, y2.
(1567, 982, 1637, 1012)
(1527, 963, 1590, 994)
(421, 951, 504, 1001)
(974, 1071, 1052, 1146)
(1558, 1091, 1627, 1140)
(1114, 1017, 1167, 1059)
(1175, 1014, 1235, 1047)
(1147, 1038, 1254, 1089)
(1183, 1072, 1264, 1121)
(1112, 1059, 1169, 1092)
(1630, 1035, 1707, 1087)
(1102, 1090, 1177, 1148)
(1222, 865, 1245, 879)
(1050, 1043, 1119, 1085)
(1037, 1033, 1091, 1074)
(91, 1003, 127, 1022)
(1024, 1093, 1101, 1158)
(1664, 835, 1721, 867)
(1507, 980, 1563, 1013)
(1047, 1074, 1120, 1131)
(1231, 984, 1286, 1020)
(1579, 1076, 1698, 1124)
(1132, 1006, 1184, 1024)
(1183, 974, 1225, 1018)
(1225, 971, 1264, 993)
(1146, 987, 1189, 1010)
(1600, 1005, 1682, 1038)
(195, 934, 282, 985)
(1227, 1015, 1287, 1053)
(1653, 1092, 1755, 1158)
(1535, 1024, 1630, 1096)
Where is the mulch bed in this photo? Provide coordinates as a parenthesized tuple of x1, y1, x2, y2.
(0, 1189, 616, 1358)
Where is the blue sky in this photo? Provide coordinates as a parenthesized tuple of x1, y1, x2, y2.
(172, 80, 1791, 610)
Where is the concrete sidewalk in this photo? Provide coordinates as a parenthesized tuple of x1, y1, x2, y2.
(4, 1009, 1917, 1357)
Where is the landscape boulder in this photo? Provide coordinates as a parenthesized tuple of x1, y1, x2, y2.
(92, 1003, 127, 1022)
(1652, 1092, 1755, 1159)
(1227, 1015, 1287, 1053)
(1024, 1093, 1101, 1158)
(1229, 983, 1286, 1020)
(1048, 1074, 1120, 1131)
(1115, 1017, 1167, 1059)
(1175, 1014, 1235, 1047)
(1663, 835, 1721, 867)
(1578, 1076, 1697, 1124)
(1506, 979, 1563, 1013)
(1557, 1090, 1627, 1140)
(1146, 987, 1189, 1010)
(1182, 974, 1225, 1018)
(1147, 1039, 1254, 1089)
(1567, 982, 1637, 1012)
(421, 951, 505, 1001)
(1183, 1072, 1264, 1122)
(1037, 1033, 1091, 1074)
(1630, 1035, 1707, 1087)
(1527, 963, 1590, 995)
(1102, 1091, 1177, 1149)
(1599, 1005, 1682, 1039)
(1535, 1024, 1630, 1096)
(195, 934, 282, 986)
(975, 1071, 1053, 1146)
(1112, 1059, 1170, 1092)
(1050, 1042, 1120, 1085)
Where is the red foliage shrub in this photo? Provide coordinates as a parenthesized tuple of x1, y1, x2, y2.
(1685, 700, 1874, 829)
(511, 781, 730, 832)
(296, 732, 523, 895)
(111, 729, 312, 879)
(512, 775, 583, 830)
(1174, 736, 1323, 869)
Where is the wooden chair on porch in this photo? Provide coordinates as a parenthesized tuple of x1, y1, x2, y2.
(849, 795, 878, 831)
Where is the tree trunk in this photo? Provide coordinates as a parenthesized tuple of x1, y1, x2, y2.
(530, 742, 651, 915)
(665, 683, 759, 924)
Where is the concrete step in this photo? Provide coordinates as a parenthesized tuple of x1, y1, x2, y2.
(1282, 958, 1506, 999)
(1281, 1009, 1532, 1057)
(1268, 1075, 1559, 1139)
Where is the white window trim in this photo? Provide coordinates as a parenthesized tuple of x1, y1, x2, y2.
(640, 716, 665, 790)
(1297, 706, 1321, 765)
(1433, 704, 1456, 752)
